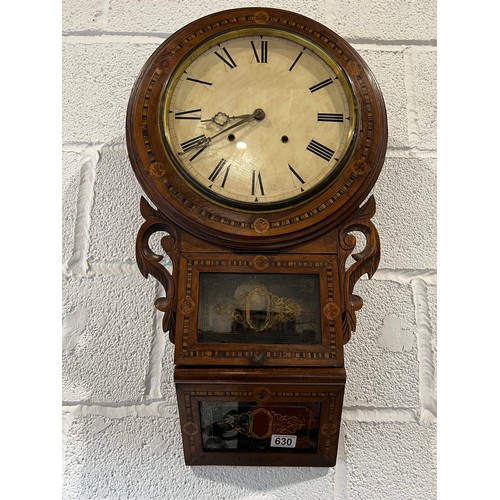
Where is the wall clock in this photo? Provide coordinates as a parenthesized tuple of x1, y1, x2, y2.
(127, 7, 387, 467)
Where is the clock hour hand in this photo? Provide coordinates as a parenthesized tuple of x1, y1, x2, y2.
(207, 108, 265, 141)
(201, 111, 256, 127)
(179, 108, 265, 155)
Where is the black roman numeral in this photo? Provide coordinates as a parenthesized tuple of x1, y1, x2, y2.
(180, 135, 206, 153)
(288, 164, 305, 191)
(251, 40, 268, 63)
(309, 78, 334, 93)
(185, 76, 212, 86)
(174, 109, 202, 120)
(317, 113, 344, 122)
(221, 164, 231, 188)
(306, 139, 335, 161)
(188, 145, 207, 162)
(208, 159, 226, 182)
(208, 159, 231, 188)
(178, 135, 209, 161)
(214, 47, 237, 69)
(289, 49, 305, 71)
(252, 170, 265, 197)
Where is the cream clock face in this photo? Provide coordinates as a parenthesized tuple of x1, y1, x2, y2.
(161, 29, 357, 210)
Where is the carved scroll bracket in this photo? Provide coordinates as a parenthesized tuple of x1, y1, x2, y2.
(338, 195, 380, 344)
(136, 197, 181, 342)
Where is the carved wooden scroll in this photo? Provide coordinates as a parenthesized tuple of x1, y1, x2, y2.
(338, 195, 380, 344)
(136, 197, 180, 342)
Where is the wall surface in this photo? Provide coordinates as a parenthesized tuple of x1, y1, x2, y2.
(62, 1, 437, 498)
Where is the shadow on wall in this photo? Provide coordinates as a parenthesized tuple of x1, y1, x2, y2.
(191, 464, 329, 491)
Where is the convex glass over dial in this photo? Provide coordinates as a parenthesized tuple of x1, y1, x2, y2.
(161, 29, 357, 210)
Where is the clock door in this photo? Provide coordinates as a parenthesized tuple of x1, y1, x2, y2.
(174, 253, 344, 367)
(175, 366, 345, 466)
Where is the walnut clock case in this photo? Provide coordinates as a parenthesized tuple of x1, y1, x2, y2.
(126, 7, 387, 467)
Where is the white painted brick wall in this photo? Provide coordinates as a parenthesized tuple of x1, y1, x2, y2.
(62, 1, 437, 498)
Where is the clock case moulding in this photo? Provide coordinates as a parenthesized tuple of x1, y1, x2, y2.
(126, 7, 387, 467)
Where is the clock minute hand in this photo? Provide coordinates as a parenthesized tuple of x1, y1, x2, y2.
(178, 108, 265, 155)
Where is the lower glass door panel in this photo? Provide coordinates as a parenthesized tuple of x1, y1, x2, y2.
(200, 401, 321, 453)
(175, 367, 345, 467)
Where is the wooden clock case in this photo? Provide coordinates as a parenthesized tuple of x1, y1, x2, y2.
(126, 7, 387, 467)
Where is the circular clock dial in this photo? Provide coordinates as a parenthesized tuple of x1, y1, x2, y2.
(161, 29, 357, 210)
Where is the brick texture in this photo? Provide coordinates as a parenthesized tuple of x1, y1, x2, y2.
(62, 1, 437, 498)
